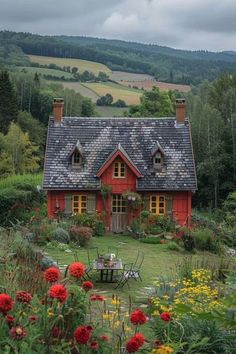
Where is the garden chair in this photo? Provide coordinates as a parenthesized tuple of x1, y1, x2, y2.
(115, 263, 135, 289)
(85, 247, 99, 278)
(131, 251, 144, 282)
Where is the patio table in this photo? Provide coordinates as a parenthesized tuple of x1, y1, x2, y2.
(93, 259, 123, 283)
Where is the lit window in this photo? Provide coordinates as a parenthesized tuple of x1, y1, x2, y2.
(72, 195, 87, 214)
(150, 195, 165, 215)
(72, 152, 82, 166)
(112, 194, 127, 213)
(113, 161, 125, 178)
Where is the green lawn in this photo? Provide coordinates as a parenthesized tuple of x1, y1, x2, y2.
(44, 234, 219, 303)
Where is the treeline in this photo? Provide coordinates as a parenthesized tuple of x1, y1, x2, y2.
(1, 31, 236, 85)
(0, 69, 95, 176)
(128, 77, 236, 208)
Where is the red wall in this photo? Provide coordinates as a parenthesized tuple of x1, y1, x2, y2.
(47, 181, 192, 227)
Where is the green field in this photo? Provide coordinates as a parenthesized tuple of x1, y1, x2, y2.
(96, 106, 127, 117)
(28, 55, 111, 76)
(58, 81, 99, 102)
(18, 66, 74, 79)
(83, 82, 142, 105)
(110, 71, 154, 82)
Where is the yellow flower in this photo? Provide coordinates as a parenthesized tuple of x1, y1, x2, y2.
(47, 308, 54, 317)
(151, 345, 173, 354)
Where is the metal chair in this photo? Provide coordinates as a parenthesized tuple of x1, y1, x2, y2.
(115, 263, 135, 289)
(130, 251, 144, 282)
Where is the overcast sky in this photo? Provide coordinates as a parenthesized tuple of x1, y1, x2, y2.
(0, 0, 236, 52)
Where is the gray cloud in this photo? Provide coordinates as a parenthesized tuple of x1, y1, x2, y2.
(0, 0, 235, 51)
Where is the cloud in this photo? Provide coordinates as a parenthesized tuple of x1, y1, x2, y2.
(0, 0, 235, 51)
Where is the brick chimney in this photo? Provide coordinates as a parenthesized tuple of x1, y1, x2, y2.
(53, 98, 64, 124)
(175, 98, 185, 125)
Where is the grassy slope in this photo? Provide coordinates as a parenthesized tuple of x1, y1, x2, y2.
(83, 82, 142, 105)
(0, 173, 42, 189)
(45, 234, 220, 302)
(58, 81, 99, 102)
(95, 106, 127, 117)
(28, 55, 111, 75)
(18, 66, 74, 79)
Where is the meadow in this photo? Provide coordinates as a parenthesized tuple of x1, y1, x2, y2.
(83, 82, 142, 105)
(28, 55, 111, 75)
(18, 66, 74, 79)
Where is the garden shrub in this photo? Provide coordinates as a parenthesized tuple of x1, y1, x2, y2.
(181, 227, 195, 252)
(145, 225, 163, 235)
(70, 226, 93, 246)
(140, 236, 161, 244)
(150, 215, 176, 232)
(73, 213, 105, 236)
(52, 227, 70, 244)
(192, 228, 219, 252)
(165, 241, 181, 251)
(127, 219, 145, 239)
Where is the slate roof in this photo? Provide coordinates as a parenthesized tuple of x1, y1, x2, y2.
(42, 117, 197, 191)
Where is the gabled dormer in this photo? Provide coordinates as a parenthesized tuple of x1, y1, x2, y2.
(151, 141, 165, 170)
(69, 139, 84, 169)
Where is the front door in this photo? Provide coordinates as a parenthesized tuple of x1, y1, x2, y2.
(111, 194, 128, 233)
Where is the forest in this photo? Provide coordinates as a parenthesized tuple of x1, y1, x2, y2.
(1, 30, 236, 84)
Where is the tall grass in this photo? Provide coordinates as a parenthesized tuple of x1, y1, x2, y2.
(0, 173, 42, 189)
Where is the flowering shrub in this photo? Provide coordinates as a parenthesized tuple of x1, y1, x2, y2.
(148, 269, 236, 353)
(70, 226, 93, 246)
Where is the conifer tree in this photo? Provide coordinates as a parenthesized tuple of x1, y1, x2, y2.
(0, 70, 18, 133)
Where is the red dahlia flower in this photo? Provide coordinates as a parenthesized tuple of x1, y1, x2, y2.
(126, 338, 140, 353)
(68, 262, 85, 279)
(86, 325, 93, 331)
(9, 326, 26, 340)
(132, 333, 145, 346)
(74, 326, 91, 344)
(130, 309, 147, 325)
(48, 284, 68, 303)
(5, 314, 14, 325)
(0, 293, 14, 314)
(90, 341, 99, 350)
(82, 281, 93, 292)
(51, 326, 62, 338)
(44, 267, 60, 283)
(90, 294, 105, 301)
(160, 312, 171, 322)
(16, 291, 32, 304)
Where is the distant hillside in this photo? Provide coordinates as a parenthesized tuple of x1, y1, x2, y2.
(1, 30, 236, 85)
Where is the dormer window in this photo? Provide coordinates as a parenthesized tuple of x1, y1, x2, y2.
(153, 152, 163, 169)
(151, 141, 165, 170)
(113, 160, 126, 178)
(72, 151, 82, 167)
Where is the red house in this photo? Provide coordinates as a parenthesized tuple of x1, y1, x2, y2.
(43, 98, 197, 232)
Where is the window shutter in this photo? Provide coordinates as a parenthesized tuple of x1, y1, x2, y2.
(87, 193, 96, 214)
(64, 194, 72, 215)
(142, 194, 150, 211)
(165, 195, 173, 217)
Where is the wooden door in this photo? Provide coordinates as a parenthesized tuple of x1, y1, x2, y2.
(111, 194, 128, 233)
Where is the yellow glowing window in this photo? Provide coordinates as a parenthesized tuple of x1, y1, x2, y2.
(72, 195, 87, 214)
(150, 195, 165, 215)
(113, 161, 125, 178)
(112, 194, 127, 213)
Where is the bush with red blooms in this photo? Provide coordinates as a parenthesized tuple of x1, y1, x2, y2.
(68, 262, 85, 279)
(16, 291, 32, 304)
(90, 341, 99, 350)
(74, 325, 91, 344)
(44, 267, 60, 283)
(130, 309, 147, 325)
(48, 284, 68, 303)
(28, 315, 38, 323)
(5, 314, 14, 326)
(0, 294, 14, 314)
(82, 281, 93, 292)
(160, 312, 171, 322)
